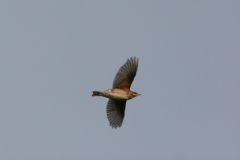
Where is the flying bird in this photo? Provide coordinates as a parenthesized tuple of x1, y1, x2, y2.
(92, 57, 140, 128)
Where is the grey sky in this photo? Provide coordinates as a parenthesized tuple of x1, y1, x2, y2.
(1, 1, 239, 159)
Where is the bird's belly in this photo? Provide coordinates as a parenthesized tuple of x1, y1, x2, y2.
(108, 93, 128, 100)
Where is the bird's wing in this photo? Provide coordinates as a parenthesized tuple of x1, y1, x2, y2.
(112, 57, 139, 91)
(107, 99, 126, 128)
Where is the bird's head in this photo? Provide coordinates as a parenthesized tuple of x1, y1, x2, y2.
(130, 91, 141, 98)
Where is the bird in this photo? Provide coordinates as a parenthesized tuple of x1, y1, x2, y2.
(92, 57, 140, 128)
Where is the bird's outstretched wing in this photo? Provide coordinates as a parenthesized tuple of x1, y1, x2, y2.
(112, 57, 139, 91)
(107, 99, 126, 128)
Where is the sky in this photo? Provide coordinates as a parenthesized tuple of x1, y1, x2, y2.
(1, 1, 240, 160)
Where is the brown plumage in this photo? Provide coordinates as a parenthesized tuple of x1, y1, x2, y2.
(92, 57, 140, 128)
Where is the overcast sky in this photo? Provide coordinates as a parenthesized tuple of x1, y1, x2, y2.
(1, 1, 240, 160)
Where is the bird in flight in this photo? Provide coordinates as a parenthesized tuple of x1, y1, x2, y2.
(92, 57, 140, 128)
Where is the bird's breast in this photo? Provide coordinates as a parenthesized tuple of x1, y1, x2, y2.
(108, 89, 129, 100)
(109, 93, 128, 100)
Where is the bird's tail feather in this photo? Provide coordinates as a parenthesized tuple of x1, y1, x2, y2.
(92, 91, 101, 96)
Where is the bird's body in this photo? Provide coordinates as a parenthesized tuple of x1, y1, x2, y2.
(92, 89, 139, 100)
(92, 57, 140, 128)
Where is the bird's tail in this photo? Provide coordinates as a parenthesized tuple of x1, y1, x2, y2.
(92, 91, 101, 96)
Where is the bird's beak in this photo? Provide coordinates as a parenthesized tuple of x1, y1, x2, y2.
(138, 94, 141, 96)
